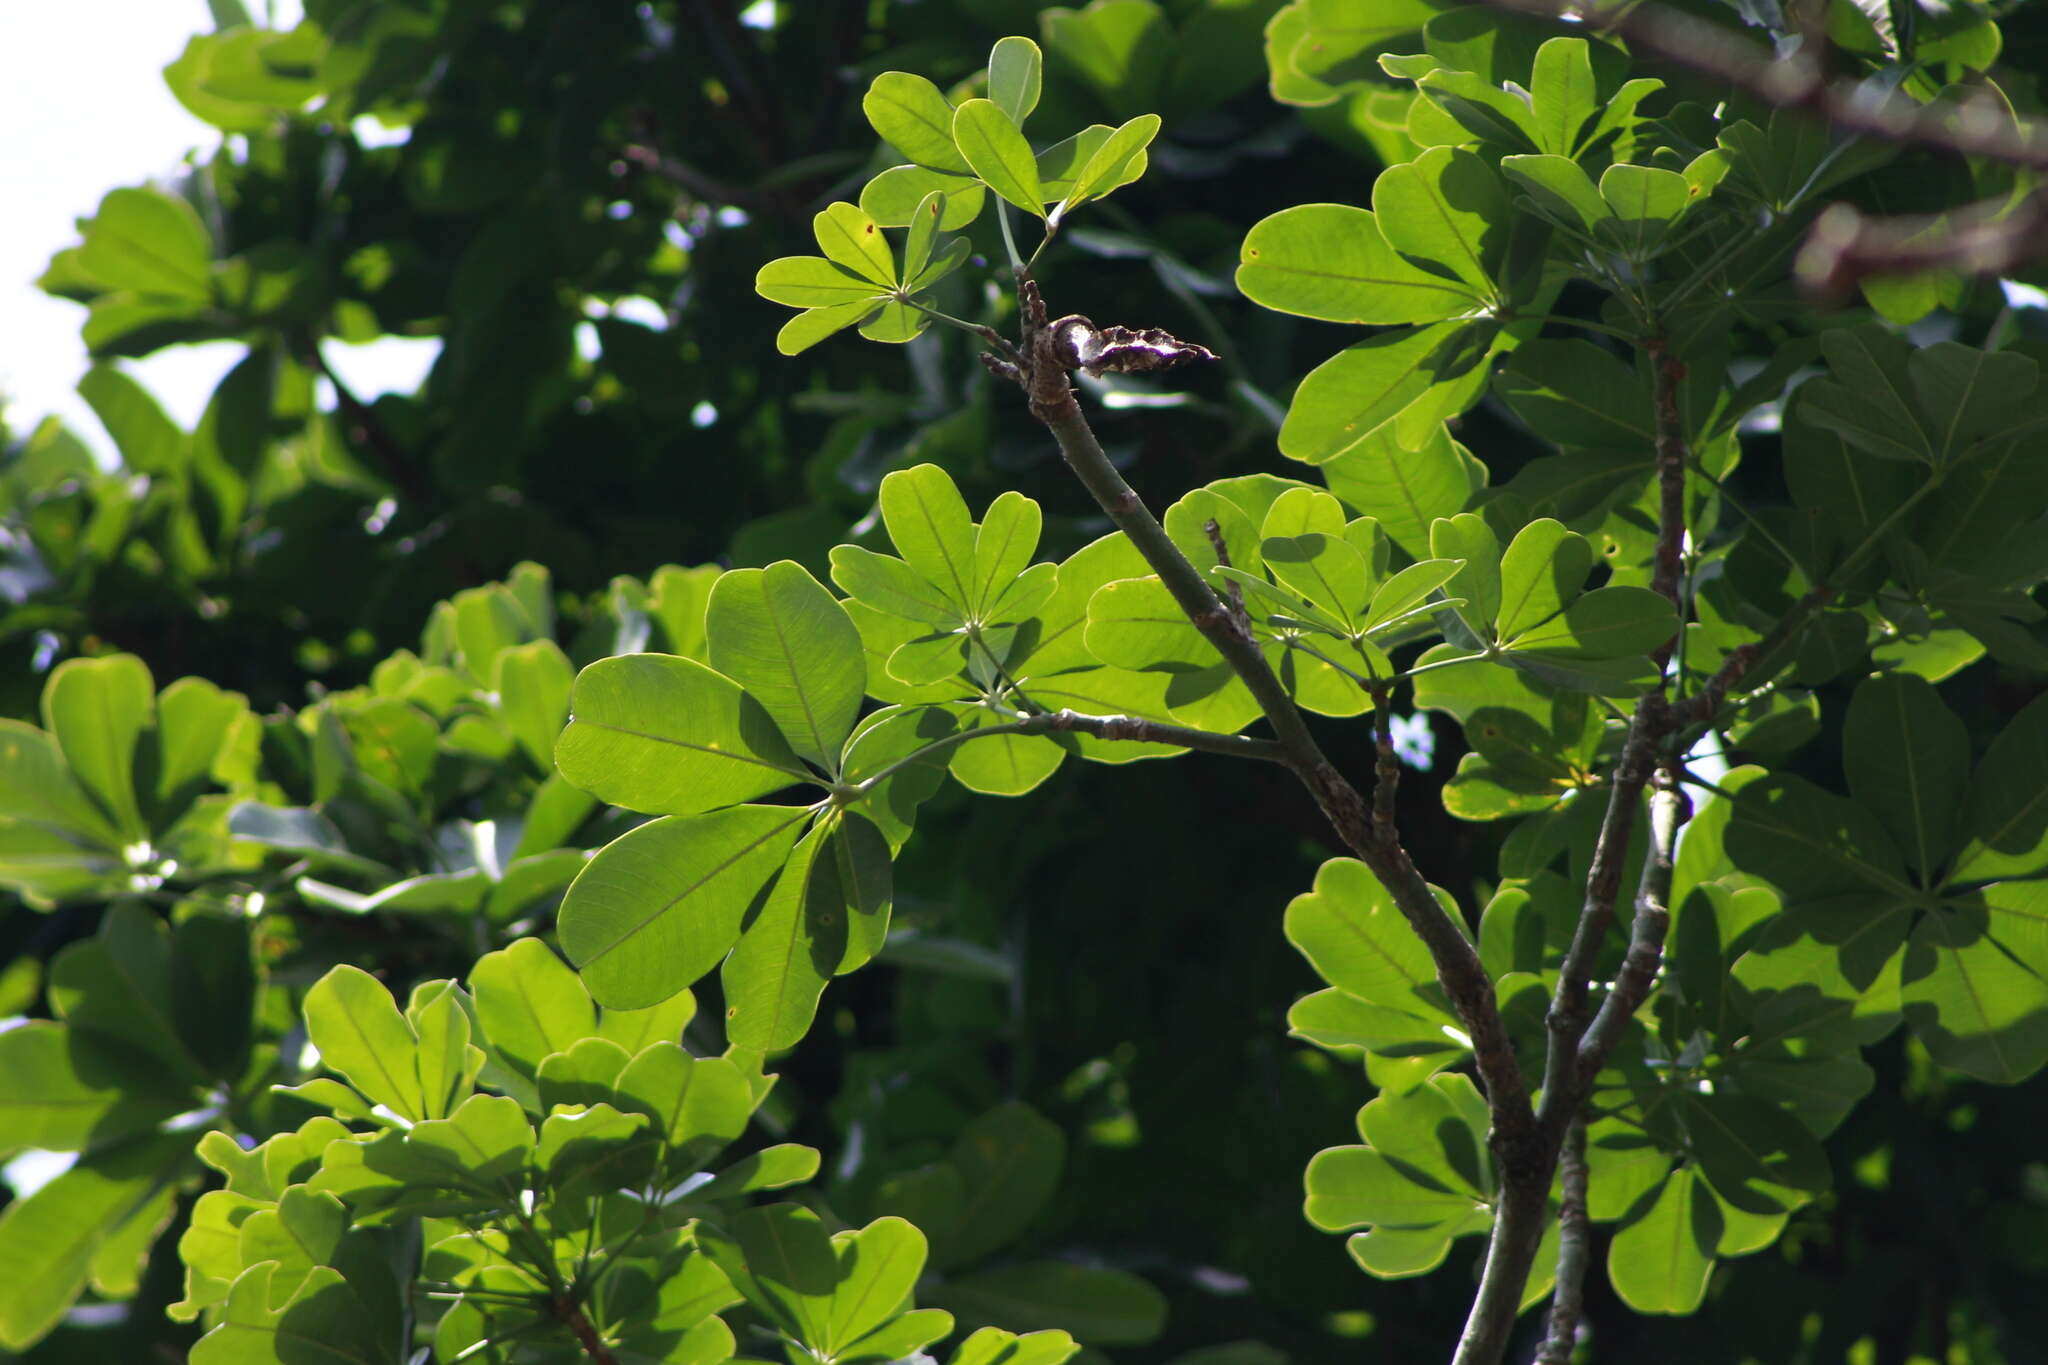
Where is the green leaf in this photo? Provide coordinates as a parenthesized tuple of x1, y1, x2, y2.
(1901, 886, 2048, 1083)
(946, 715, 1066, 796)
(1719, 766, 1910, 906)
(561, 805, 811, 1009)
(1596, 163, 1693, 256)
(881, 464, 981, 617)
(1042, 0, 1172, 118)
(1606, 1165, 1716, 1315)
(1528, 37, 1596, 156)
(821, 1217, 930, 1355)
(1495, 339, 1651, 451)
(1286, 859, 1447, 1013)
(702, 1203, 837, 1343)
(832, 546, 964, 628)
(1684, 1092, 1830, 1216)
(1238, 205, 1478, 324)
(830, 812, 894, 975)
(755, 256, 888, 311)
(1494, 518, 1590, 641)
(707, 561, 866, 772)
(1907, 341, 2039, 463)
(0, 1022, 184, 1154)
(722, 822, 839, 1051)
(1303, 1143, 1487, 1233)
(190, 1262, 394, 1365)
(1371, 147, 1508, 298)
(989, 36, 1043, 127)
(75, 187, 212, 300)
(972, 491, 1045, 620)
(860, 166, 987, 231)
(864, 72, 972, 174)
(1036, 125, 1144, 206)
(1415, 65, 1542, 150)
(1321, 423, 1483, 560)
(776, 300, 884, 355)
(1430, 513, 1503, 644)
(1364, 558, 1465, 634)
(44, 654, 154, 840)
(491, 639, 573, 773)
(812, 202, 895, 287)
(1278, 322, 1488, 464)
(1262, 533, 1370, 628)
(842, 1307, 955, 1363)
(1842, 673, 1968, 879)
(949, 1326, 1082, 1365)
(0, 1132, 195, 1351)
(1798, 325, 1932, 464)
(613, 1044, 753, 1162)
(1505, 584, 1676, 659)
(1956, 692, 2048, 883)
(939, 1102, 1065, 1268)
(470, 937, 593, 1081)
(50, 905, 213, 1089)
(902, 191, 945, 283)
(933, 1261, 1167, 1347)
(1061, 114, 1162, 215)
(1085, 576, 1211, 670)
(555, 653, 809, 815)
(953, 99, 1046, 217)
(303, 965, 424, 1119)
(1499, 153, 1611, 236)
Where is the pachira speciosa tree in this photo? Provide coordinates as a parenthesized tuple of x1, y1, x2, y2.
(663, 10, 2044, 1365)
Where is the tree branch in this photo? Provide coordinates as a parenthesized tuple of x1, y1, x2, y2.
(997, 279, 1544, 1330)
(1798, 185, 2048, 294)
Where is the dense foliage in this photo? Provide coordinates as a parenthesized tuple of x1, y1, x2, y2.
(3, 2, 2048, 1363)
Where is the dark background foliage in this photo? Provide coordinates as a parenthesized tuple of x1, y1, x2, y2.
(4, 1, 2047, 1362)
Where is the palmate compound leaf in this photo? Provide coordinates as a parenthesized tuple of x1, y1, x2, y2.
(559, 804, 811, 1009)
(555, 652, 811, 815)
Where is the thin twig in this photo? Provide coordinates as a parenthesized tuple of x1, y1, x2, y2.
(618, 142, 748, 208)
(1480, 0, 2048, 169)
(1537, 1114, 1592, 1365)
(1577, 766, 1683, 1083)
(1371, 686, 1400, 838)
(294, 334, 432, 506)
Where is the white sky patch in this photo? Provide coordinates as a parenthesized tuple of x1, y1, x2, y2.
(0, 0, 430, 465)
